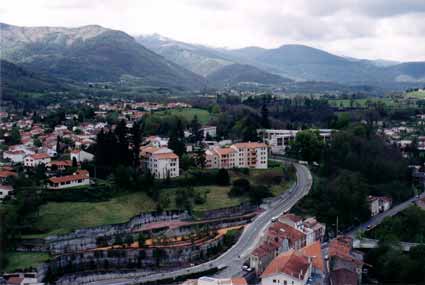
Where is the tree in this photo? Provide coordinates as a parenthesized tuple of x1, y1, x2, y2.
(168, 119, 186, 157)
(229, 178, 251, 196)
(137, 233, 146, 248)
(189, 115, 203, 144)
(289, 129, 323, 162)
(131, 120, 143, 168)
(216, 169, 230, 186)
(6, 125, 21, 145)
(261, 103, 271, 129)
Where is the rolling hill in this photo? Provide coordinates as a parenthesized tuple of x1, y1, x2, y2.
(0, 23, 206, 90)
(206, 63, 292, 88)
(0, 60, 68, 94)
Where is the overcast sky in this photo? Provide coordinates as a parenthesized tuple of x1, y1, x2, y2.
(1, 0, 425, 61)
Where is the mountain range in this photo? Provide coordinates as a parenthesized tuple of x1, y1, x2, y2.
(137, 34, 425, 87)
(0, 23, 206, 90)
(1, 22, 425, 93)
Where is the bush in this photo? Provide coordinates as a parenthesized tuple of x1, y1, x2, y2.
(249, 185, 273, 204)
(254, 170, 282, 185)
(229, 178, 251, 197)
(216, 169, 230, 186)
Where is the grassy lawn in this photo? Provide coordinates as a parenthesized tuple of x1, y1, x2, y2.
(405, 90, 425, 99)
(3, 252, 50, 272)
(328, 98, 396, 108)
(34, 192, 156, 237)
(29, 164, 293, 237)
(154, 108, 213, 125)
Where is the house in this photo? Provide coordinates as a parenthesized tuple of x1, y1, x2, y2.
(3, 150, 26, 163)
(328, 236, 364, 284)
(24, 153, 51, 167)
(140, 146, 179, 179)
(0, 184, 13, 200)
(182, 277, 247, 285)
(201, 126, 217, 139)
(329, 268, 357, 285)
(70, 149, 94, 163)
(47, 170, 90, 190)
(4, 272, 43, 285)
(205, 142, 268, 169)
(47, 160, 74, 171)
(261, 250, 312, 285)
(0, 170, 17, 183)
(368, 195, 392, 216)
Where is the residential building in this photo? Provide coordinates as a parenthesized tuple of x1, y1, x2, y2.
(368, 195, 392, 216)
(258, 129, 333, 154)
(47, 160, 74, 171)
(261, 250, 312, 285)
(24, 153, 51, 167)
(0, 184, 13, 200)
(70, 149, 94, 163)
(328, 236, 364, 284)
(201, 126, 217, 139)
(205, 142, 268, 169)
(0, 170, 17, 183)
(47, 170, 90, 190)
(140, 146, 179, 179)
(3, 150, 26, 163)
(251, 214, 325, 274)
(329, 268, 357, 285)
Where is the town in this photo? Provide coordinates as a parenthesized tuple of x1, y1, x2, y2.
(2, 2, 425, 284)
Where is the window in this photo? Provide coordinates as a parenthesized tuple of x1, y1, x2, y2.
(284, 281, 287, 285)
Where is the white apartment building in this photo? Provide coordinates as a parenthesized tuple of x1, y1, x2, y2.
(47, 170, 90, 190)
(0, 184, 13, 200)
(205, 142, 268, 169)
(201, 126, 217, 139)
(140, 146, 179, 179)
(258, 129, 333, 154)
(70, 149, 94, 163)
(24, 153, 51, 167)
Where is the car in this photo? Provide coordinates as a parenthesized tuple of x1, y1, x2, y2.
(271, 216, 278, 222)
(242, 265, 248, 270)
(246, 267, 253, 272)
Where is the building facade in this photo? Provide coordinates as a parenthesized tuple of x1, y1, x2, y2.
(205, 142, 268, 169)
(141, 146, 179, 179)
(48, 170, 90, 189)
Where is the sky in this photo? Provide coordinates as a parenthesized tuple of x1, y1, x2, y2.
(1, 0, 425, 61)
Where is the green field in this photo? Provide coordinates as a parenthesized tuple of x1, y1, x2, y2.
(3, 252, 50, 272)
(328, 98, 397, 108)
(405, 90, 425, 99)
(154, 108, 213, 125)
(28, 165, 293, 237)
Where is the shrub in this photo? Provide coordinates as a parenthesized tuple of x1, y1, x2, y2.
(229, 178, 251, 197)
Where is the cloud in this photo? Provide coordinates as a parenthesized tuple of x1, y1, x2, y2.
(0, 0, 424, 61)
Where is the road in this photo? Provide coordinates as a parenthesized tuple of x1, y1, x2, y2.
(347, 192, 425, 238)
(89, 162, 313, 285)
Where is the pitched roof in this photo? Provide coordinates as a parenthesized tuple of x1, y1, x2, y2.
(48, 170, 89, 184)
(280, 213, 303, 223)
(50, 160, 73, 167)
(6, 276, 24, 285)
(152, 152, 178, 160)
(232, 142, 267, 149)
(28, 153, 50, 160)
(231, 278, 247, 285)
(213, 147, 236, 156)
(0, 170, 17, 178)
(299, 241, 323, 272)
(262, 250, 310, 280)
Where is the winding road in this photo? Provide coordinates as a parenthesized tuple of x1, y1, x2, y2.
(89, 162, 313, 285)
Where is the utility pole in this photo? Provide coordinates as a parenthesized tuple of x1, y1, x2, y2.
(336, 216, 339, 236)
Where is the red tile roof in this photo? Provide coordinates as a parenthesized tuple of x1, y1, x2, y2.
(152, 152, 178, 160)
(6, 276, 24, 285)
(29, 153, 50, 160)
(0, 170, 17, 178)
(299, 241, 323, 272)
(231, 278, 247, 285)
(50, 160, 73, 167)
(330, 268, 357, 285)
(232, 142, 267, 149)
(48, 170, 89, 184)
(262, 250, 310, 280)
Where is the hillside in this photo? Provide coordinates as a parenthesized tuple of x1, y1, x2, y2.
(0, 23, 206, 90)
(136, 34, 233, 76)
(0, 60, 68, 94)
(206, 63, 292, 88)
